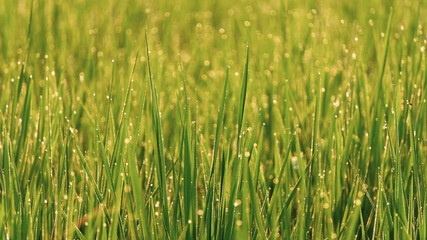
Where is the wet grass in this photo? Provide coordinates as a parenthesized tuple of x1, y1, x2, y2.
(0, 0, 426, 239)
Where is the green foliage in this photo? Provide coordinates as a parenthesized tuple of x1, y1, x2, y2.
(0, 0, 426, 239)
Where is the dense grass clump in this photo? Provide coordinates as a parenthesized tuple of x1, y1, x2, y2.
(0, 0, 426, 239)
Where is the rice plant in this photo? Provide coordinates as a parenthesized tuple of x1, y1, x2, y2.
(0, 0, 426, 239)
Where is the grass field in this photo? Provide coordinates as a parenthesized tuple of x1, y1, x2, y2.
(0, 0, 426, 239)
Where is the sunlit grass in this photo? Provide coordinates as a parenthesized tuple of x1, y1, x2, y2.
(0, 0, 426, 239)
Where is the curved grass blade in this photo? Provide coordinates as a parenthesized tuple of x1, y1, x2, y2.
(145, 30, 173, 239)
